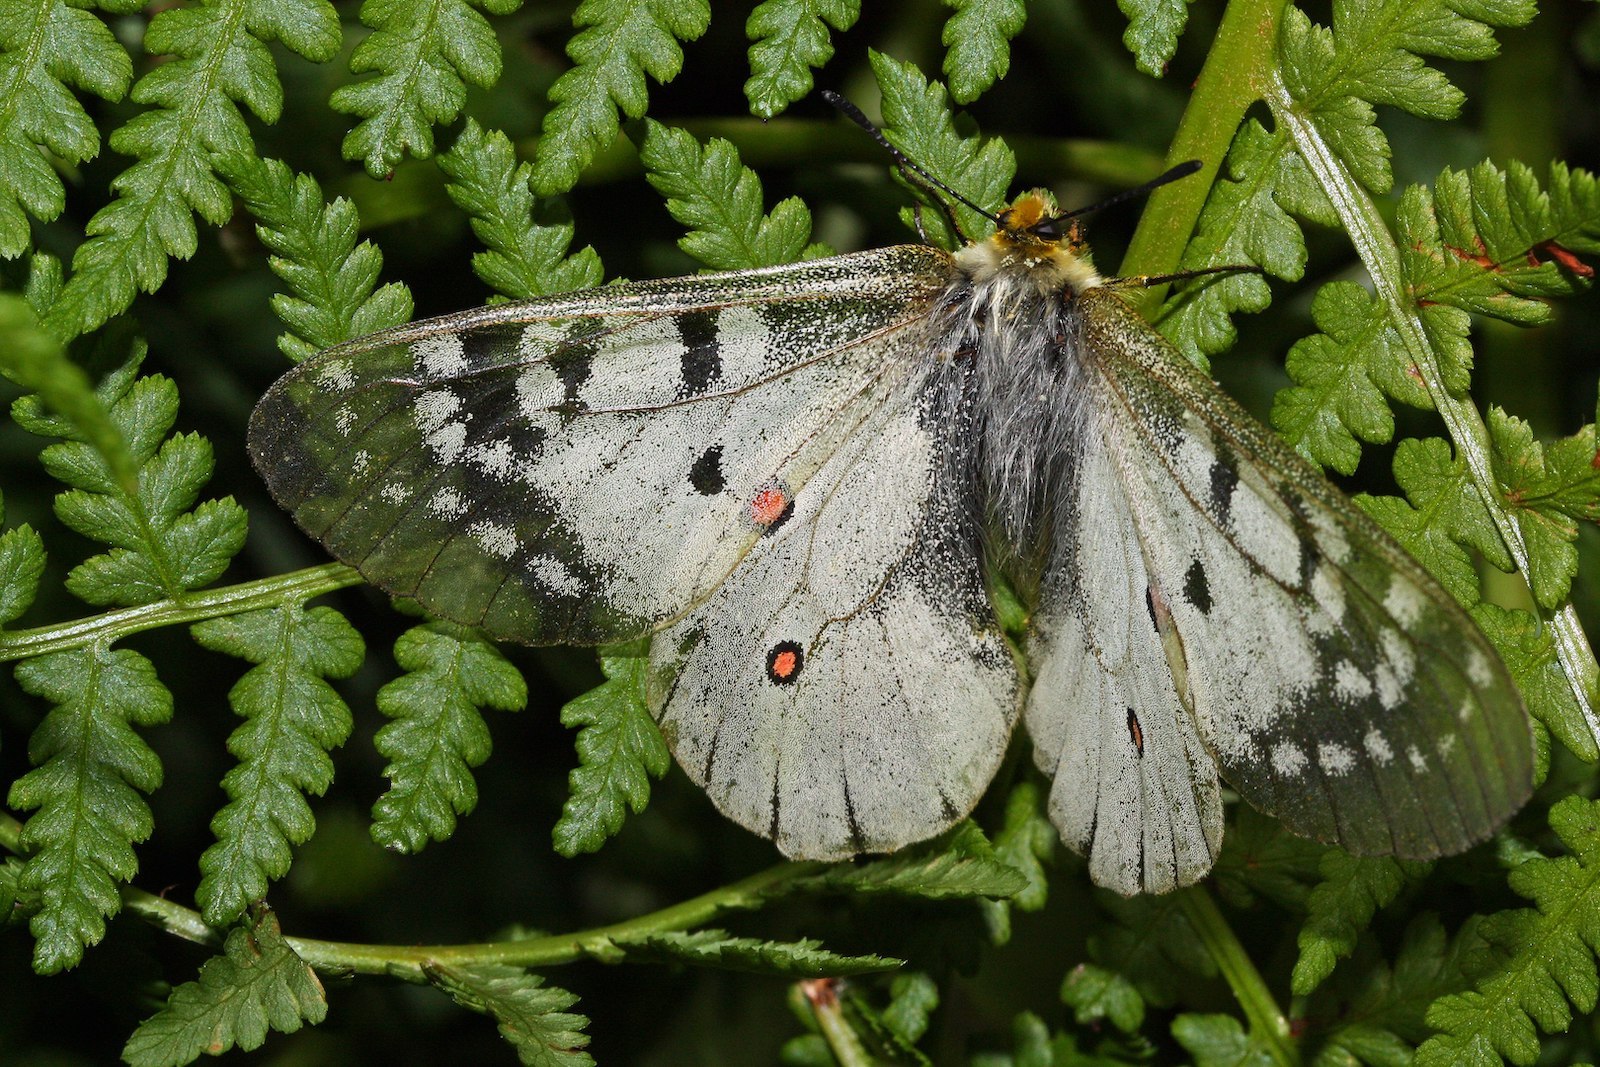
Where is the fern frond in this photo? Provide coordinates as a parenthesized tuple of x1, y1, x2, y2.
(191, 605, 364, 925)
(42, 0, 340, 340)
(529, 0, 711, 195)
(371, 621, 526, 853)
(332, 0, 521, 178)
(0, 0, 134, 257)
(1418, 796, 1600, 1066)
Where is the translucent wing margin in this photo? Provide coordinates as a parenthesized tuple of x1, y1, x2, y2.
(1027, 289, 1534, 891)
(249, 247, 955, 644)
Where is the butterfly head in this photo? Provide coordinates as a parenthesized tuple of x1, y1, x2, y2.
(955, 189, 1102, 293)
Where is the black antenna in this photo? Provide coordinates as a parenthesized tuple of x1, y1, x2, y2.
(1057, 160, 1204, 220)
(821, 90, 1000, 225)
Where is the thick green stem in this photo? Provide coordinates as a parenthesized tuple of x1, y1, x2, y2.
(1121, 0, 1289, 294)
(0, 562, 364, 662)
(1178, 887, 1298, 1066)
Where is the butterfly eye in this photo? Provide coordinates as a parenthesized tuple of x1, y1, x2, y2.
(1028, 217, 1067, 240)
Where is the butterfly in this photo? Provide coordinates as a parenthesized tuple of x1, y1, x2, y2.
(248, 132, 1534, 896)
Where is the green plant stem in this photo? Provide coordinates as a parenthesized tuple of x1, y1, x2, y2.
(806, 980, 875, 1067)
(3, 809, 830, 979)
(1260, 69, 1600, 757)
(1177, 887, 1298, 1066)
(1121, 0, 1289, 296)
(290, 861, 825, 977)
(0, 562, 364, 661)
(3, 812, 833, 979)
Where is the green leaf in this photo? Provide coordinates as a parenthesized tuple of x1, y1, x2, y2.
(122, 909, 327, 1067)
(1171, 1013, 1277, 1067)
(1488, 413, 1600, 611)
(1089, 891, 1215, 1006)
(26, 361, 250, 608)
(1419, 796, 1600, 1066)
(1310, 914, 1476, 1064)
(42, 0, 341, 340)
(191, 605, 364, 926)
(744, 0, 858, 119)
(876, 972, 939, 1046)
(219, 153, 413, 361)
(1117, 0, 1189, 77)
(1400, 164, 1600, 333)
(640, 119, 823, 271)
(979, 778, 1055, 944)
(8, 644, 172, 972)
(371, 622, 526, 854)
(614, 929, 900, 977)
(425, 962, 592, 1067)
(0, 522, 45, 626)
(1271, 280, 1431, 475)
(333, 0, 521, 178)
(1476, 603, 1592, 764)
(941, 0, 1026, 104)
(795, 821, 1029, 900)
(1278, 0, 1535, 197)
(529, 0, 712, 196)
(968, 1011, 1082, 1067)
(0, 0, 133, 257)
(552, 642, 670, 856)
(1293, 851, 1426, 996)
(0, 295, 140, 495)
(1060, 962, 1145, 1034)
(439, 121, 605, 302)
(1358, 438, 1513, 609)
(870, 50, 1016, 249)
(1158, 119, 1316, 366)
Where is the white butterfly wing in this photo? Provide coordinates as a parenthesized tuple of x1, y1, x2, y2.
(648, 369, 1021, 859)
(250, 247, 954, 644)
(1027, 289, 1534, 893)
(1026, 429, 1224, 895)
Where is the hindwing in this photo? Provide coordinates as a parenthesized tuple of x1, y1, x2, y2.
(648, 367, 1021, 858)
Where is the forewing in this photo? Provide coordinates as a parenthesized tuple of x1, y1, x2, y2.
(1061, 289, 1534, 863)
(648, 365, 1021, 860)
(249, 247, 954, 644)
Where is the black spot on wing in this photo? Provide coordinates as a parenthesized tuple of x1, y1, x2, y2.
(1127, 707, 1144, 757)
(1184, 559, 1212, 613)
(1145, 586, 1160, 631)
(689, 444, 726, 495)
(1209, 451, 1240, 526)
(676, 309, 721, 396)
(548, 339, 596, 405)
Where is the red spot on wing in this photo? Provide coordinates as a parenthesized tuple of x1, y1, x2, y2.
(771, 649, 798, 678)
(765, 640, 804, 685)
(750, 486, 788, 525)
(747, 480, 794, 534)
